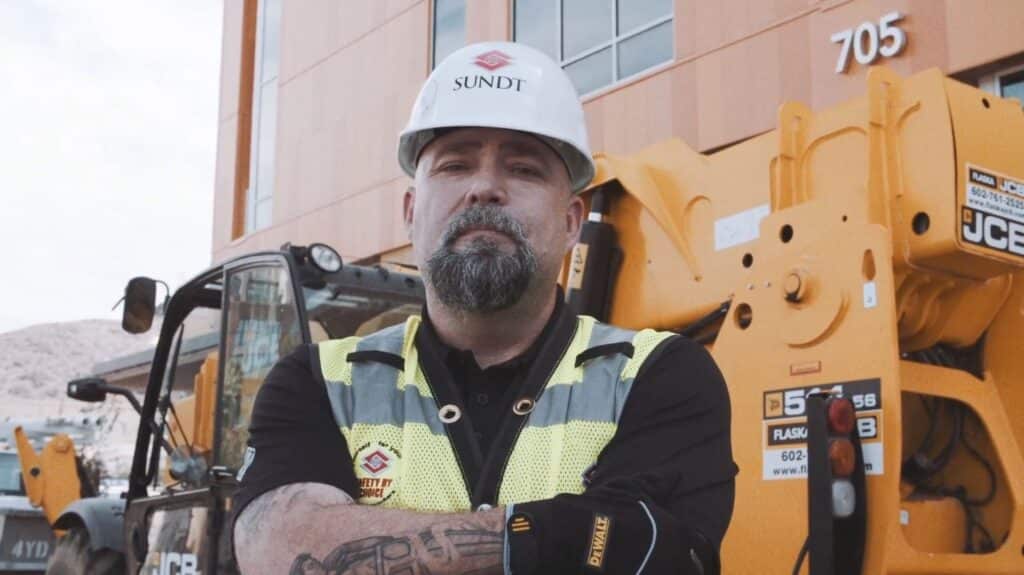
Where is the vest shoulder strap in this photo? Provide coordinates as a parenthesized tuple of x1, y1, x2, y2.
(576, 317, 637, 367)
(354, 319, 411, 354)
(622, 328, 678, 380)
(574, 342, 634, 367)
(576, 317, 678, 378)
(317, 316, 419, 381)
(348, 350, 404, 371)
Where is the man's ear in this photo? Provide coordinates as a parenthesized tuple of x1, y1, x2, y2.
(564, 193, 585, 251)
(403, 186, 416, 238)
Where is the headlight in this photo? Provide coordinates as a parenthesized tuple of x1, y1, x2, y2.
(309, 243, 343, 273)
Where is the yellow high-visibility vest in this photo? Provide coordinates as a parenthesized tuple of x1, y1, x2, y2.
(317, 314, 674, 512)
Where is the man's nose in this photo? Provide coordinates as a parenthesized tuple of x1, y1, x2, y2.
(464, 164, 508, 206)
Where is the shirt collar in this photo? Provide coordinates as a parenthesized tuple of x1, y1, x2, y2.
(418, 287, 566, 372)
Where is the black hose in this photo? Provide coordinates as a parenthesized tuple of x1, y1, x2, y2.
(916, 395, 938, 455)
(904, 399, 961, 483)
(791, 535, 809, 575)
(902, 398, 1001, 554)
(929, 403, 963, 473)
(959, 411, 997, 507)
(679, 300, 731, 340)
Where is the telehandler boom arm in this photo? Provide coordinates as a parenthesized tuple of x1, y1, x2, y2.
(568, 66, 1024, 574)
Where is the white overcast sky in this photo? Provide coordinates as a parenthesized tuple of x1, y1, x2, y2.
(0, 1, 223, 334)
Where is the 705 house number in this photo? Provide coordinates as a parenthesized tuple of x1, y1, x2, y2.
(831, 11, 907, 74)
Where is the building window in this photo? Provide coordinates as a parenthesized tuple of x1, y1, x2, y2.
(245, 0, 281, 234)
(432, 0, 466, 69)
(514, 0, 673, 96)
(980, 63, 1024, 106)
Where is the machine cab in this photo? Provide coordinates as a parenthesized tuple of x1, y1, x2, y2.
(121, 245, 423, 574)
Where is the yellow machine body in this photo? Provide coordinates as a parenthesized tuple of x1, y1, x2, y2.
(166, 352, 219, 457)
(582, 67, 1024, 573)
(13, 427, 81, 528)
(162, 352, 218, 485)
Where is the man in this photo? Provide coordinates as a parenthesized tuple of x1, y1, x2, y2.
(233, 41, 736, 574)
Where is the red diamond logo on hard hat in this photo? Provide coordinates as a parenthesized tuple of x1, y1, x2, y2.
(361, 450, 391, 476)
(474, 50, 512, 71)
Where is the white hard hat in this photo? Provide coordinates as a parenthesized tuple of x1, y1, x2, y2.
(398, 41, 594, 193)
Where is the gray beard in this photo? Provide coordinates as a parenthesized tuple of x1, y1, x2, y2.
(425, 206, 538, 314)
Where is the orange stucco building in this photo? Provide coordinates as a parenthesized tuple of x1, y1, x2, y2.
(210, 0, 1024, 265)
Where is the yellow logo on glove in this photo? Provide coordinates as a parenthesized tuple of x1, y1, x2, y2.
(586, 513, 612, 569)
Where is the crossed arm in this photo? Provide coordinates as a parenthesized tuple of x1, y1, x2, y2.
(232, 339, 736, 574)
(233, 482, 506, 575)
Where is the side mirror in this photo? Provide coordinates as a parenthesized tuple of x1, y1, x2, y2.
(122, 277, 157, 334)
(67, 378, 109, 403)
(67, 378, 143, 414)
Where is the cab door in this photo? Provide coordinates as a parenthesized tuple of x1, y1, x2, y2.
(123, 285, 224, 575)
(210, 258, 307, 573)
(123, 256, 306, 575)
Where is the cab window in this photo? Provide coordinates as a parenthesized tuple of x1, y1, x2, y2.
(217, 264, 303, 472)
(153, 303, 222, 490)
(0, 453, 24, 495)
(304, 286, 421, 342)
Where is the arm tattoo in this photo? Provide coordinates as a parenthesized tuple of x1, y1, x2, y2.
(235, 483, 354, 560)
(233, 484, 500, 574)
(418, 530, 442, 554)
(241, 484, 353, 532)
(289, 523, 503, 575)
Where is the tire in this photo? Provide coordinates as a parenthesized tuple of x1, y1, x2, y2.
(46, 527, 124, 575)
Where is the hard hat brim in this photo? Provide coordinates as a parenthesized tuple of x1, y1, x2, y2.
(398, 125, 595, 194)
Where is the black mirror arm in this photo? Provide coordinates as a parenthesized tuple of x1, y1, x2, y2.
(154, 279, 171, 314)
(87, 382, 170, 451)
(95, 383, 143, 415)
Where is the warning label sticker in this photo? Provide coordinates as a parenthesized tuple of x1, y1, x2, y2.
(566, 243, 588, 290)
(761, 379, 884, 480)
(961, 164, 1024, 258)
(714, 203, 770, 251)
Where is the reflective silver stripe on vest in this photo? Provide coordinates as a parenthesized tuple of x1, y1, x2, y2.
(586, 321, 639, 422)
(526, 378, 631, 428)
(323, 323, 448, 437)
(523, 319, 638, 427)
(577, 320, 637, 419)
(325, 318, 641, 434)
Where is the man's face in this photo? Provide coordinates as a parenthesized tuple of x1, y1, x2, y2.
(404, 127, 584, 313)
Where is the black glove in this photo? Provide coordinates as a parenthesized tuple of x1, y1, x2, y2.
(507, 492, 717, 574)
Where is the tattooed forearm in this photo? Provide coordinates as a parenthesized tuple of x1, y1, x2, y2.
(233, 483, 505, 575)
(235, 483, 355, 561)
(288, 522, 503, 575)
(446, 528, 503, 558)
(419, 529, 442, 554)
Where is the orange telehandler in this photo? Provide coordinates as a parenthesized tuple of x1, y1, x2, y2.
(18, 67, 1024, 574)
(567, 66, 1024, 574)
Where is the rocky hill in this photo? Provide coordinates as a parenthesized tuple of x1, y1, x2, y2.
(0, 319, 154, 401)
(0, 319, 157, 477)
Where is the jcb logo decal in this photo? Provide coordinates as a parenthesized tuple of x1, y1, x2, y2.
(764, 392, 784, 418)
(149, 552, 201, 575)
(962, 207, 1024, 257)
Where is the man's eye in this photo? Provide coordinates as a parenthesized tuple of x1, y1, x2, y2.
(438, 162, 467, 173)
(510, 164, 542, 177)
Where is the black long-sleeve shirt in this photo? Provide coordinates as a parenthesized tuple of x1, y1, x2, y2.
(234, 300, 738, 549)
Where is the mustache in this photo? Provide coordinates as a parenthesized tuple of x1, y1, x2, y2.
(426, 205, 538, 314)
(440, 206, 528, 247)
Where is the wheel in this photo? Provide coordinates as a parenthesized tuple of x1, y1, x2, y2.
(46, 527, 124, 575)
